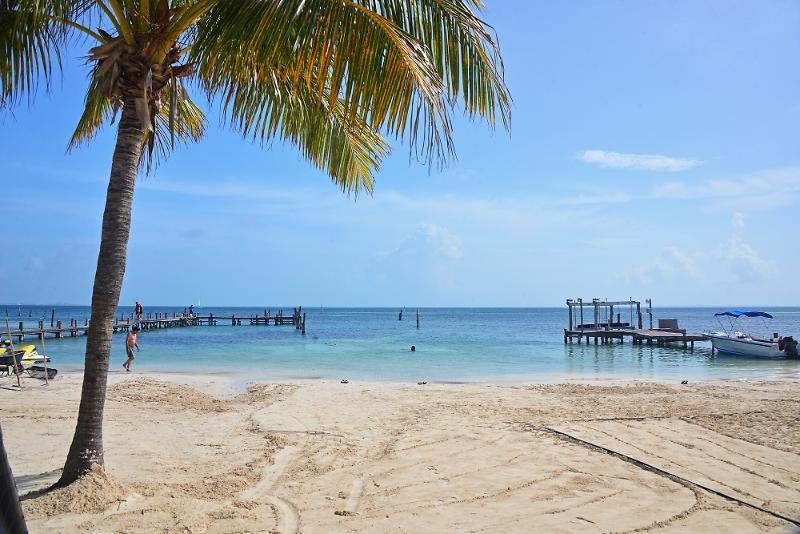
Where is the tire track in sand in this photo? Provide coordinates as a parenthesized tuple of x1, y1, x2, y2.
(240, 412, 311, 533)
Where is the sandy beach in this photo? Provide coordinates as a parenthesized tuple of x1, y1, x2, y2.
(2, 372, 798, 532)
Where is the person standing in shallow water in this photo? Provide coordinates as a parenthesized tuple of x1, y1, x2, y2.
(123, 326, 140, 371)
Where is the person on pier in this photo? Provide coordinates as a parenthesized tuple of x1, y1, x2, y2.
(135, 301, 143, 322)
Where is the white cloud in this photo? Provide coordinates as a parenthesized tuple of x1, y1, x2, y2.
(373, 224, 463, 291)
(383, 224, 463, 261)
(579, 149, 700, 172)
(722, 234, 771, 281)
(718, 212, 771, 281)
(627, 246, 702, 285)
(625, 212, 773, 286)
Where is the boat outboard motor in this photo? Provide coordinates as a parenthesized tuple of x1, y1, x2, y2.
(780, 336, 799, 358)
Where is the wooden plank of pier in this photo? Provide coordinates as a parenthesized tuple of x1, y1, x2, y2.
(563, 327, 706, 349)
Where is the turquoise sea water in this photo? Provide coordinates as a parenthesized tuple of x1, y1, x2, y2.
(3, 306, 800, 382)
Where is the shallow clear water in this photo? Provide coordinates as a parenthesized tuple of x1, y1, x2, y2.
(3, 306, 799, 382)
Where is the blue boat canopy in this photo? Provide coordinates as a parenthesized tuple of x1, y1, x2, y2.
(714, 310, 773, 319)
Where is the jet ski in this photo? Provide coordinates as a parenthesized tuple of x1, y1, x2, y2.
(0, 341, 51, 368)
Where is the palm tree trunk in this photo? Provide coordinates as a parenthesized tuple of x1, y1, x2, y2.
(0, 424, 26, 532)
(57, 101, 144, 487)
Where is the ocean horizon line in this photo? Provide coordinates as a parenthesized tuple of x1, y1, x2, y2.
(3, 303, 799, 309)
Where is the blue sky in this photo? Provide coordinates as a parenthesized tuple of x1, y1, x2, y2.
(2, 0, 799, 307)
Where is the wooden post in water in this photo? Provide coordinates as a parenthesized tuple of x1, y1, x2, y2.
(17, 322, 23, 343)
(567, 300, 573, 330)
(399, 309, 403, 321)
(302, 313, 307, 335)
(40, 334, 49, 385)
(50, 309, 55, 327)
(4, 318, 22, 388)
(646, 299, 653, 329)
(416, 309, 420, 329)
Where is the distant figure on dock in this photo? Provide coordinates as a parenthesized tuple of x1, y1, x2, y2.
(189, 304, 194, 316)
(135, 301, 143, 322)
(410, 345, 416, 352)
(123, 326, 140, 372)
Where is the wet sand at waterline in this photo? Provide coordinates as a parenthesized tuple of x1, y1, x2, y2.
(2, 373, 799, 532)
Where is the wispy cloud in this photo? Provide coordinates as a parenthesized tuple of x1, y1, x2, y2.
(578, 149, 700, 172)
(623, 211, 773, 286)
(373, 224, 463, 291)
(720, 213, 772, 281)
(626, 246, 702, 285)
(650, 166, 800, 209)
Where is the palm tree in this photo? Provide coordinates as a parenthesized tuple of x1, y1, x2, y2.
(1, 0, 510, 487)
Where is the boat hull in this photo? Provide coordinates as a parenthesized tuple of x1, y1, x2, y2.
(707, 334, 783, 358)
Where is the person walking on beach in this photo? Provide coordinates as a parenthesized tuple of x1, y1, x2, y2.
(123, 326, 140, 372)
(135, 301, 143, 322)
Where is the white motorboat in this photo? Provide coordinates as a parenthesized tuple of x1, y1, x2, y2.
(705, 310, 798, 358)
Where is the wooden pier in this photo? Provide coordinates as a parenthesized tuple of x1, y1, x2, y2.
(564, 298, 706, 349)
(2, 307, 308, 342)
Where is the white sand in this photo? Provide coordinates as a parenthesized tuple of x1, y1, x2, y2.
(2, 372, 798, 532)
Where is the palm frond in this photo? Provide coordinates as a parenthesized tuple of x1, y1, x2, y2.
(68, 65, 115, 150)
(219, 68, 390, 193)
(190, 0, 452, 171)
(69, 68, 206, 171)
(144, 79, 206, 170)
(0, 0, 100, 106)
(368, 0, 511, 129)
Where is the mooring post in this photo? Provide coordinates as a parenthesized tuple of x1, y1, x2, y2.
(567, 299, 573, 331)
(302, 313, 307, 335)
(56, 320, 62, 338)
(416, 308, 420, 329)
(50, 309, 55, 327)
(636, 304, 642, 330)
